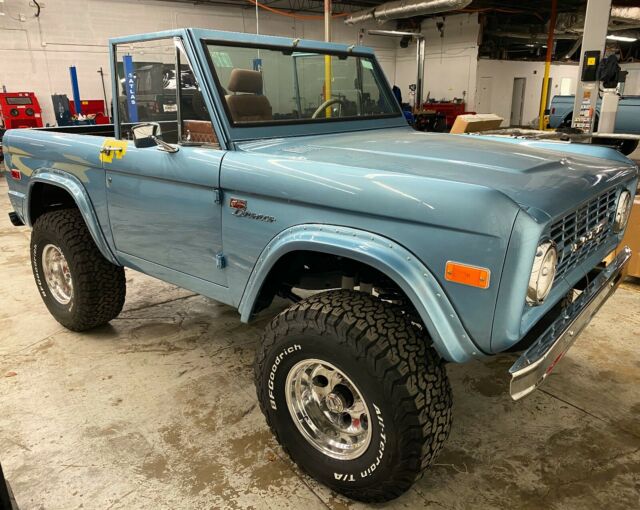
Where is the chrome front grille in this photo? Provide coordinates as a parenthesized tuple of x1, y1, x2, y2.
(549, 188, 618, 280)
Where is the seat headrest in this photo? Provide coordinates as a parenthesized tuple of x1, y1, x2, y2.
(227, 69, 263, 94)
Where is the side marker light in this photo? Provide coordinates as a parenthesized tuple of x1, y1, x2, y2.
(445, 261, 491, 289)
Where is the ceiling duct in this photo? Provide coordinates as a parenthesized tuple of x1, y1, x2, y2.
(557, 6, 640, 34)
(610, 7, 640, 24)
(344, 0, 472, 25)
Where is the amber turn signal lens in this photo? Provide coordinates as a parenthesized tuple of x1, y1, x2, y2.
(445, 261, 490, 289)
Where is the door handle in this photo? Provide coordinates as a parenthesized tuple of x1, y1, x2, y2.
(100, 146, 123, 155)
(99, 141, 128, 163)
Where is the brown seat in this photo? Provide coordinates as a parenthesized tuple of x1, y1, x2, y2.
(183, 119, 218, 145)
(225, 69, 272, 123)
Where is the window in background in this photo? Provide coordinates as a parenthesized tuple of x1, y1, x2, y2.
(560, 77, 574, 96)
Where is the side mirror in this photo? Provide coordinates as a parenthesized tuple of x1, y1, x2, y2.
(131, 122, 179, 153)
(132, 122, 161, 148)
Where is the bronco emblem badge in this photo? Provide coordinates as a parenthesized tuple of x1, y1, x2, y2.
(570, 219, 608, 253)
(229, 198, 276, 223)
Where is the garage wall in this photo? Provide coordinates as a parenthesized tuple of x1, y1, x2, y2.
(0, 0, 397, 125)
(475, 59, 581, 127)
(5, 1, 636, 131)
(393, 13, 479, 110)
(620, 62, 640, 96)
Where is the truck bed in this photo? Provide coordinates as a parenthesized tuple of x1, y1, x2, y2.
(34, 124, 116, 137)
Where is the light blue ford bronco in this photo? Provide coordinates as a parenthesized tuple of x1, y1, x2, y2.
(2, 29, 638, 502)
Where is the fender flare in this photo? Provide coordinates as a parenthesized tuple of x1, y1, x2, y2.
(238, 224, 485, 363)
(27, 169, 120, 265)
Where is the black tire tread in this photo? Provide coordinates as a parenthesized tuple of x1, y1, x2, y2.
(255, 289, 452, 502)
(31, 209, 125, 331)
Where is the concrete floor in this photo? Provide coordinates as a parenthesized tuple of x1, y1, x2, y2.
(0, 175, 639, 510)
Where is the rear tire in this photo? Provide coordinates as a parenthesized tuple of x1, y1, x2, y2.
(254, 290, 452, 502)
(618, 139, 638, 156)
(30, 209, 126, 331)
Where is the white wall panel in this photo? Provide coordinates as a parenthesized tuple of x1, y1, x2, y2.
(392, 14, 479, 109)
(476, 59, 580, 126)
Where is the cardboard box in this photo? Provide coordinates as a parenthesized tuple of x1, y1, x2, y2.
(618, 197, 640, 278)
(604, 197, 640, 277)
(450, 113, 504, 134)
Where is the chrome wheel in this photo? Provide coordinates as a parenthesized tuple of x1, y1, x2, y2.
(285, 359, 371, 460)
(42, 244, 73, 305)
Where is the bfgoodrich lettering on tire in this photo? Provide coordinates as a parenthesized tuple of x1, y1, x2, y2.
(255, 289, 453, 502)
(30, 209, 126, 331)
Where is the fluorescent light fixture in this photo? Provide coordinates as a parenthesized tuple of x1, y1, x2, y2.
(367, 30, 422, 38)
(607, 34, 638, 42)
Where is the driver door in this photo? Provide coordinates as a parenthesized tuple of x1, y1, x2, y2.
(105, 37, 227, 287)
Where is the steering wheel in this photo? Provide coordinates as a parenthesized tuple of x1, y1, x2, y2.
(312, 98, 347, 119)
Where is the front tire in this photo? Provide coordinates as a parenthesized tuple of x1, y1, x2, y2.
(255, 290, 452, 502)
(31, 209, 126, 331)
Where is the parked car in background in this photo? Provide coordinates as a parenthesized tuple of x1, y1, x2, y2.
(2, 29, 638, 502)
(549, 94, 640, 155)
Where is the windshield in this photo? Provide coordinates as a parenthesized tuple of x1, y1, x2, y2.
(205, 43, 400, 126)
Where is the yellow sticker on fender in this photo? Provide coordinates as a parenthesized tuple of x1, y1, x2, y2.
(100, 139, 128, 163)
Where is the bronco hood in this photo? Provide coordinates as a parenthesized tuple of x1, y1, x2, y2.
(238, 127, 638, 220)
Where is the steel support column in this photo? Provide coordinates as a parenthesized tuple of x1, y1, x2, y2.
(416, 37, 425, 110)
(571, 0, 613, 133)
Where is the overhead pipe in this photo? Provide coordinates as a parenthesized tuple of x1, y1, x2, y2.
(487, 30, 580, 41)
(345, 0, 472, 25)
(563, 38, 582, 59)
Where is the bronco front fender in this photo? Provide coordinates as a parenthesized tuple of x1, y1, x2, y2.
(238, 224, 485, 363)
(27, 169, 119, 265)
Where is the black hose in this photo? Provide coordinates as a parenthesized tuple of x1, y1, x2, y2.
(33, 0, 41, 17)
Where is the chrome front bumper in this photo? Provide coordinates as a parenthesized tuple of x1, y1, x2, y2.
(509, 246, 631, 400)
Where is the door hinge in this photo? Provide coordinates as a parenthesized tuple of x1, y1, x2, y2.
(214, 188, 223, 204)
(215, 252, 226, 269)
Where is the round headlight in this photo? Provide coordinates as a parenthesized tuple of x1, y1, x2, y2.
(527, 242, 557, 305)
(614, 190, 632, 233)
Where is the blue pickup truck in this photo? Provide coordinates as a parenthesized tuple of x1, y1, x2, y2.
(2, 29, 638, 502)
(549, 94, 640, 155)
